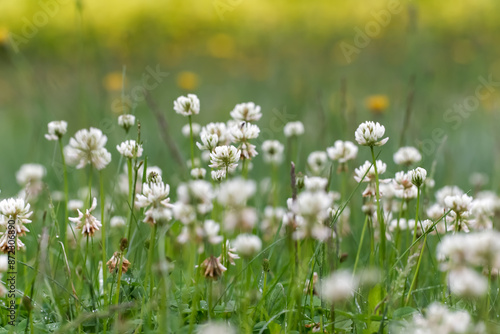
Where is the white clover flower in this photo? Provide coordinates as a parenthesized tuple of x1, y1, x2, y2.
(408, 167, 427, 187)
(353, 160, 387, 183)
(177, 180, 214, 215)
(68, 199, 84, 211)
(64, 127, 111, 170)
(326, 140, 358, 163)
(444, 194, 473, 214)
(16, 164, 46, 187)
(118, 114, 135, 131)
(261, 140, 284, 164)
(239, 142, 258, 160)
(283, 121, 304, 137)
(182, 122, 201, 138)
(136, 175, 173, 224)
(0, 198, 33, 234)
(0, 232, 25, 253)
(393, 171, 413, 189)
(224, 207, 258, 232)
(230, 102, 262, 122)
(211, 169, 227, 182)
(200, 123, 228, 145)
(203, 220, 223, 245)
(435, 186, 464, 207)
(321, 270, 358, 303)
(218, 240, 240, 266)
(230, 122, 260, 142)
(69, 197, 102, 236)
(408, 303, 473, 334)
(190, 168, 206, 179)
(110, 216, 126, 228)
(209, 145, 240, 171)
(196, 322, 236, 334)
(217, 178, 256, 207)
(174, 93, 200, 116)
(354, 121, 388, 146)
(393, 146, 422, 166)
(45, 120, 68, 141)
(196, 133, 219, 151)
(295, 190, 333, 223)
(116, 140, 143, 159)
(304, 176, 328, 192)
(448, 267, 488, 298)
(307, 151, 328, 175)
(233, 234, 262, 257)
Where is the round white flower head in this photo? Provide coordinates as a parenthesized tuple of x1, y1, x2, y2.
(110, 216, 126, 228)
(354, 121, 389, 146)
(116, 140, 143, 159)
(196, 322, 236, 334)
(230, 102, 262, 122)
(409, 303, 472, 334)
(321, 270, 358, 303)
(408, 167, 427, 187)
(436, 186, 464, 207)
(174, 94, 200, 116)
(307, 151, 328, 175)
(0, 198, 33, 235)
(196, 133, 219, 151)
(217, 177, 256, 207)
(444, 194, 473, 214)
(136, 174, 173, 225)
(230, 122, 260, 143)
(190, 168, 206, 179)
(353, 160, 387, 183)
(209, 145, 241, 171)
(393, 146, 422, 166)
(326, 140, 358, 163)
(448, 267, 488, 298)
(45, 120, 68, 141)
(295, 190, 333, 222)
(68, 199, 84, 211)
(182, 122, 201, 138)
(203, 220, 223, 245)
(200, 122, 228, 145)
(262, 140, 284, 164)
(233, 234, 262, 257)
(16, 164, 46, 186)
(69, 197, 102, 236)
(211, 169, 227, 182)
(283, 121, 304, 137)
(118, 114, 135, 131)
(64, 127, 111, 170)
(304, 176, 328, 192)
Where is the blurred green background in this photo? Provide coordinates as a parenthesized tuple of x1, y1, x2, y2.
(1, 0, 500, 195)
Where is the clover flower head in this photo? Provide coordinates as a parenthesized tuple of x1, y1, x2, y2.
(116, 140, 143, 159)
(393, 146, 422, 166)
(45, 120, 68, 141)
(64, 127, 111, 170)
(118, 114, 135, 131)
(326, 140, 358, 163)
(69, 197, 102, 236)
(230, 102, 262, 122)
(174, 94, 200, 116)
(354, 121, 388, 146)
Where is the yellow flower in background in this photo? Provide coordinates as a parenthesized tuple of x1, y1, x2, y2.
(0, 27, 9, 45)
(207, 33, 235, 59)
(177, 71, 199, 90)
(366, 95, 389, 114)
(103, 72, 127, 92)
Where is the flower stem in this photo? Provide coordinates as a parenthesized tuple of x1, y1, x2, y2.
(188, 115, 195, 169)
(353, 215, 368, 275)
(145, 223, 158, 301)
(405, 233, 427, 306)
(411, 187, 421, 246)
(58, 138, 69, 243)
(370, 146, 385, 266)
(100, 171, 108, 313)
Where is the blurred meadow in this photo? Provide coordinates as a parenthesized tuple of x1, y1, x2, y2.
(1, 0, 500, 194)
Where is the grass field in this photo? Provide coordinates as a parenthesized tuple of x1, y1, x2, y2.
(1, 0, 500, 333)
